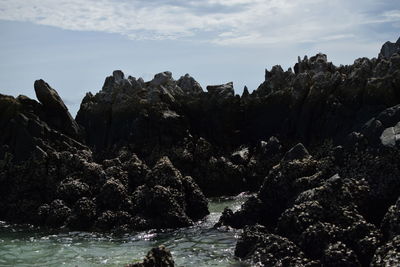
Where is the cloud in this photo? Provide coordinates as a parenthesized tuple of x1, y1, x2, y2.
(0, 0, 398, 45)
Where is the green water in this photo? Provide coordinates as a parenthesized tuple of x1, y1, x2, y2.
(0, 195, 250, 267)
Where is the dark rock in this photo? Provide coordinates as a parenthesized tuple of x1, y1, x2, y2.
(235, 224, 315, 266)
(41, 199, 72, 227)
(56, 178, 90, 204)
(283, 143, 311, 161)
(206, 82, 234, 98)
(132, 185, 192, 229)
(379, 37, 400, 58)
(34, 79, 80, 138)
(177, 74, 203, 95)
(126, 245, 174, 267)
(371, 235, 400, 267)
(230, 146, 249, 165)
(150, 71, 173, 87)
(381, 197, 400, 240)
(241, 86, 250, 98)
(260, 136, 282, 156)
(181, 176, 209, 220)
(321, 242, 361, 267)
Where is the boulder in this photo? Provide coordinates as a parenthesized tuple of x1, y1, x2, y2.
(380, 122, 400, 147)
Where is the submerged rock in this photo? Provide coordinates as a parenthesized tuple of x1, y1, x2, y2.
(126, 245, 175, 267)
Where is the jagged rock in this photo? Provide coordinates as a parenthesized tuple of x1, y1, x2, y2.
(34, 79, 80, 138)
(241, 86, 250, 98)
(126, 245, 174, 267)
(379, 37, 400, 58)
(206, 82, 234, 98)
(282, 143, 311, 161)
(177, 74, 203, 95)
(150, 71, 173, 87)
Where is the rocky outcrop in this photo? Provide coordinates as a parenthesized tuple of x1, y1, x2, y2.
(379, 37, 400, 59)
(1, 37, 400, 255)
(126, 245, 175, 267)
(0, 86, 209, 231)
(34, 79, 81, 138)
(206, 82, 234, 98)
(217, 140, 400, 266)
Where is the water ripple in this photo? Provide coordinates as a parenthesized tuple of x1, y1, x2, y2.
(0, 194, 252, 267)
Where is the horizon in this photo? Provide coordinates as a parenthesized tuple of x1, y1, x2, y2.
(0, 0, 399, 116)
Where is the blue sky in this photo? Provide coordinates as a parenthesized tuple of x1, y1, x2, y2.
(0, 0, 399, 116)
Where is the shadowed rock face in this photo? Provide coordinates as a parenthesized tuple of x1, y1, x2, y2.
(34, 79, 81, 138)
(379, 37, 400, 59)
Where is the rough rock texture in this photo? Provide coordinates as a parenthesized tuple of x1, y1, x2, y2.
(0, 87, 209, 231)
(379, 37, 400, 58)
(216, 139, 400, 266)
(126, 245, 175, 267)
(371, 236, 400, 267)
(1, 39, 400, 267)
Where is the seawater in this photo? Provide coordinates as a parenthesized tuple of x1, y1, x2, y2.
(0, 195, 250, 267)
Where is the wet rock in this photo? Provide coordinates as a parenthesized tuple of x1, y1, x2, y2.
(181, 176, 209, 220)
(126, 245, 175, 267)
(132, 185, 192, 229)
(235, 224, 314, 266)
(41, 199, 72, 227)
(67, 197, 97, 230)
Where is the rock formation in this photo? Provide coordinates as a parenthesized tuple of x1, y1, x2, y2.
(0, 37, 400, 266)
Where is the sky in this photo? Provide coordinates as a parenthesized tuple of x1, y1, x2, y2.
(0, 0, 399, 116)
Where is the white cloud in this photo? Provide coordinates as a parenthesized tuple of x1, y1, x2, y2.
(0, 0, 398, 45)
